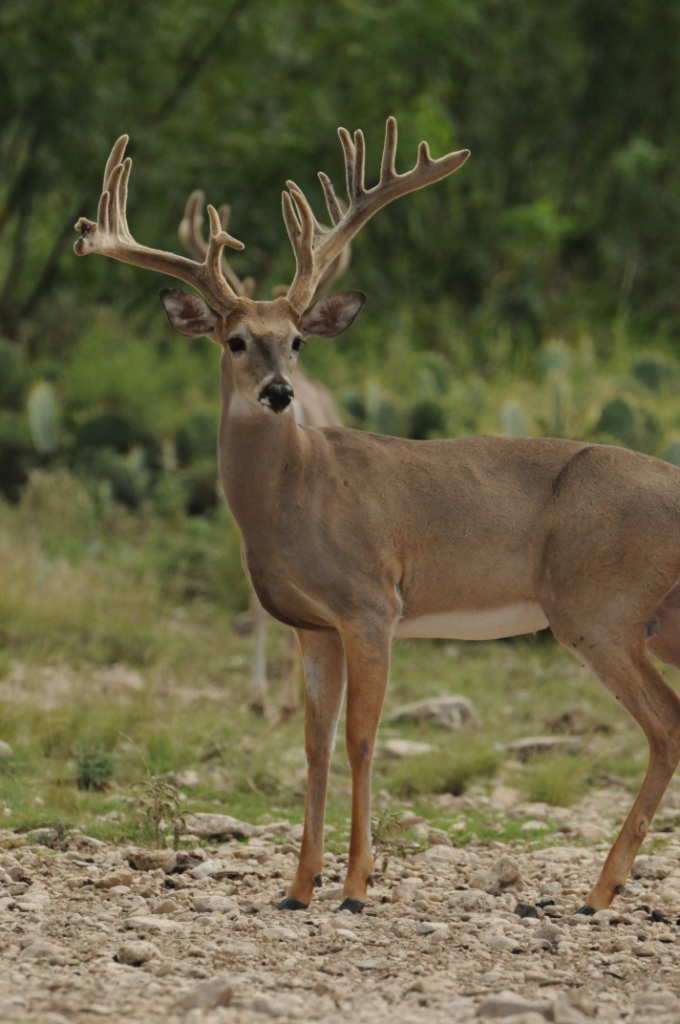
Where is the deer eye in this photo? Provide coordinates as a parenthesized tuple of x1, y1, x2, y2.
(292, 337, 304, 352)
(227, 337, 246, 353)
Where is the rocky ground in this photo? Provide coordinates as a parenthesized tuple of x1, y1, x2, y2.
(2, 793, 680, 1024)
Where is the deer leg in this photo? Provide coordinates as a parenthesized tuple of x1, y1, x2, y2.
(248, 590, 268, 716)
(278, 628, 345, 911)
(279, 628, 300, 722)
(338, 630, 391, 913)
(555, 631, 680, 912)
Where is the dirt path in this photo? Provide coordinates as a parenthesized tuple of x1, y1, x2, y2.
(1, 819, 680, 1024)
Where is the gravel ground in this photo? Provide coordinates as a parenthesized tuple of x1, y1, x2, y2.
(2, 796, 680, 1024)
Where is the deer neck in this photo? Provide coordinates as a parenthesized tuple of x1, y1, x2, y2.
(217, 369, 304, 536)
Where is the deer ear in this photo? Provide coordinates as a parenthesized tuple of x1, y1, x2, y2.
(299, 291, 366, 339)
(159, 288, 219, 338)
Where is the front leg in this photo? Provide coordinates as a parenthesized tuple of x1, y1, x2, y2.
(278, 628, 345, 910)
(338, 625, 391, 913)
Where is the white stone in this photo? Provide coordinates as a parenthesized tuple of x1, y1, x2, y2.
(389, 695, 481, 729)
(383, 739, 434, 757)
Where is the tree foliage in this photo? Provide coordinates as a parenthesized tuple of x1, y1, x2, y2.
(2, 0, 680, 351)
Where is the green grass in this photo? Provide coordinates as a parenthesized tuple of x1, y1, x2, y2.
(0, 482, 669, 853)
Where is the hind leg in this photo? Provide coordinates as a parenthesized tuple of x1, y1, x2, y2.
(248, 590, 268, 716)
(551, 620, 680, 910)
(646, 580, 680, 669)
(280, 628, 300, 721)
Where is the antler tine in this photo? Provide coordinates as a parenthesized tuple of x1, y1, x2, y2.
(179, 190, 209, 260)
(285, 116, 470, 313)
(179, 193, 247, 297)
(76, 136, 246, 313)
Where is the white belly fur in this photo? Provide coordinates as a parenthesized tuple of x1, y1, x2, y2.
(395, 601, 549, 641)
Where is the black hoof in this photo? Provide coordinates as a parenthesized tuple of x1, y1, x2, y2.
(314, 874, 323, 888)
(513, 903, 540, 919)
(277, 897, 308, 911)
(336, 897, 365, 914)
(575, 905, 596, 916)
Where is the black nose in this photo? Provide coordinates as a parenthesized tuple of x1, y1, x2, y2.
(259, 381, 294, 412)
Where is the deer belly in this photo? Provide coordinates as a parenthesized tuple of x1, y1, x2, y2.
(395, 601, 548, 640)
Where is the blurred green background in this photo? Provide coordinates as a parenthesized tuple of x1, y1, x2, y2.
(2, 0, 680, 838)
(4, 0, 680, 520)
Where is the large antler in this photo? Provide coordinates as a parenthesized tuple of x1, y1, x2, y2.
(180, 190, 351, 303)
(283, 116, 470, 313)
(74, 136, 245, 313)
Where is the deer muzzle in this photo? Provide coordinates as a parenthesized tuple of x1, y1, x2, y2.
(259, 381, 294, 413)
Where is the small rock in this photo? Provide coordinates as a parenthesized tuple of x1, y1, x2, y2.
(428, 827, 453, 847)
(193, 895, 238, 914)
(418, 921, 449, 935)
(19, 941, 66, 964)
(127, 849, 177, 873)
(521, 819, 550, 832)
(575, 823, 610, 841)
(153, 898, 179, 915)
(490, 785, 521, 809)
(631, 855, 670, 880)
(472, 855, 523, 896)
(552, 995, 591, 1024)
(251, 994, 296, 1018)
(189, 859, 232, 880)
(0, 741, 14, 759)
(634, 940, 667, 957)
(476, 990, 553, 1019)
(175, 977, 233, 1011)
(124, 915, 182, 934)
(389, 695, 481, 729)
(0, 897, 15, 911)
(355, 956, 388, 970)
(531, 923, 565, 947)
(383, 739, 433, 757)
(506, 736, 580, 762)
(175, 769, 200, 787)
(317, 886, 344, 902)
(448, 890, 496, 913)
(183, 812, 257, 839)
(96, 869, 133, 889)
(262, 926, 297, 941)
(514, 903, 540, 920)
(634, 985, 680, 1014)
(115, 940, 160, 965)
(488, 935, 522, 953)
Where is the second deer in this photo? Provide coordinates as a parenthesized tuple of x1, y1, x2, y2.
(178, 191, 345, 720)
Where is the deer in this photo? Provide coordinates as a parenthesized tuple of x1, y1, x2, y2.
(178, 190, 345, 720)
(75, 118, 680, 917)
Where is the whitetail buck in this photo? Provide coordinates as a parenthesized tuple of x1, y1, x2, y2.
(76, 119, 680, 916)
(179, 191, 344, 719)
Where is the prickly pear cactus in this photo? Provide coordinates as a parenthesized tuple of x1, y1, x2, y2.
(27, 381, 60, 455)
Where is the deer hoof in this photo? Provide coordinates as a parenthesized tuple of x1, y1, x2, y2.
(277, 897, 308, 911)
(575, 905, 596, 916)
(336, 898, 365, 914)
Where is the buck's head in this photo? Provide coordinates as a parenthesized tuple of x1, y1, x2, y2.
(158, 290, 365, 414)
(75, 120, 468, 415)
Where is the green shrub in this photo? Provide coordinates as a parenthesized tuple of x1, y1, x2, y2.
(521, 753, 584, 807)
(388, 748, 500, 798)
(76, 743, 114, 791)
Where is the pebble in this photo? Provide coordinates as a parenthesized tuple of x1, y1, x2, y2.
(183, 812, 258, 839)
(175, 977, 233, 1011)
(383, 739, 434, 757)
(116, 940, 160, 965)
(476, 990, 553, 1019)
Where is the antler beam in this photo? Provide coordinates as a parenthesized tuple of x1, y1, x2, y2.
(74, 137, 245, 313)
(284, 116, 470, 312)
